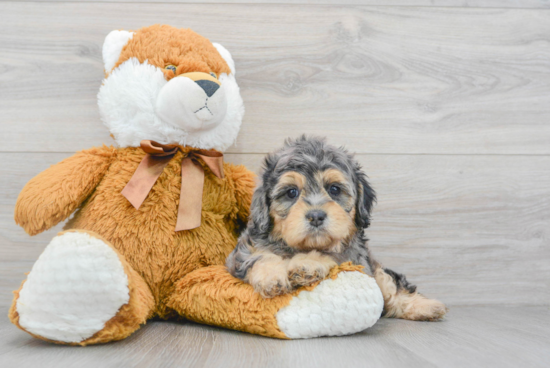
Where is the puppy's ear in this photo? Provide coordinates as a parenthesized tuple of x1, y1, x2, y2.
(355, 173, 376, 229)
(248, 184, 271, 238)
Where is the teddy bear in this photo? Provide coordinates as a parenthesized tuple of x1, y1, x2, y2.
(8, 24, 384, 345)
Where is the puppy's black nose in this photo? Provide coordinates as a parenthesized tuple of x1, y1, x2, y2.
(195, 79, 219, 97)
(306, 210, 327, 227)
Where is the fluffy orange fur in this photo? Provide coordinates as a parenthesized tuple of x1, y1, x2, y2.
(113, 25, 231, 79)
(14, 146, 117, 236)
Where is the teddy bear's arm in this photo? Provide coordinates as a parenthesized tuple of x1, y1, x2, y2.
(225, 163, 256, 226)
(14, 146, 117, 236)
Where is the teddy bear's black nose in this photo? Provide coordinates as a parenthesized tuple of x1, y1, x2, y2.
(195, 79, 219, 97)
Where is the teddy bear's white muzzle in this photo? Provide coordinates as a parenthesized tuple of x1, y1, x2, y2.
(155, 76, 228, 133)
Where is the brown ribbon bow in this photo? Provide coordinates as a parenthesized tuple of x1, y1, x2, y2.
(121, 140, 224, 231)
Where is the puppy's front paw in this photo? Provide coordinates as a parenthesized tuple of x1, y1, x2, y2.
(287, 251, 337, 288)
(252, 274, 292, 298)
(247, 256, 292, 298)
(288, 266, 325, 287)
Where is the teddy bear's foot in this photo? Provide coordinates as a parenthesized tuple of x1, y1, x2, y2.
(9, 230, 155, 345)
(168, 263, 384, 339)
(275, 269, 383, 338)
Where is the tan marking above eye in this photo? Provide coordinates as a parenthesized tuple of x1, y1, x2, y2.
(320, 169, 348, 186)
(275, 172, 306, 192)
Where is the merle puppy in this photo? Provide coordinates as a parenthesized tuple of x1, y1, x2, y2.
(226, 136, 446, 321)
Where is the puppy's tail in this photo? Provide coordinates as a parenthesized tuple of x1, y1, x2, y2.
(369, 257, 447, 321)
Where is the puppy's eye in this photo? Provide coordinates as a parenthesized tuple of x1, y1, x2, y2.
(210, 72, 217, 79)
(329, 185, 341, 196)
(286, 188, 299, 199)
(165, 65, 177, 73)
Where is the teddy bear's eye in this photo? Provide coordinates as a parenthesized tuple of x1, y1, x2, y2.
(165, 65, 177, 73)
(209, 72, 217, 79)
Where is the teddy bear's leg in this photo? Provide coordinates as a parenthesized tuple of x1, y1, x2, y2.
(167, 263, 384, 339)
(9, 230, 155, 345)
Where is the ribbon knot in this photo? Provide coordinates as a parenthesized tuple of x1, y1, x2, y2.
(121, 140, 224, 231)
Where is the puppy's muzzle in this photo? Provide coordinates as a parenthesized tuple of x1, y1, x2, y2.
(306, 210, 327, 227)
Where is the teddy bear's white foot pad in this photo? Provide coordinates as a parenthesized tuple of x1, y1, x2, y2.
(276, 271, 384, 339)
(16, 231, 130, 343)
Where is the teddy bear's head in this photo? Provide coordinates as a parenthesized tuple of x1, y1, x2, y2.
(98, 24, 244, 151)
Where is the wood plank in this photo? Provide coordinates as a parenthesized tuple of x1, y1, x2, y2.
(1, 3, 549, 154)
(10, 1, 550, 10)
(374, 306, 550, 368)
(0, 303, 548, 368)
(2, 152, 549, 306)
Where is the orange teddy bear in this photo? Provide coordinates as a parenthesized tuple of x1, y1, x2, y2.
(9, 25, 383, 345)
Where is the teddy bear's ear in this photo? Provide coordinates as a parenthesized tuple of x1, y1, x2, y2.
(102, 30, 134, 73)
(212, 42, 236, 75)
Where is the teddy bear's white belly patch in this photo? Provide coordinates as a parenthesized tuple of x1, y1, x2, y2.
(16, 231, 130, 343)
(275, 271, 384, 339)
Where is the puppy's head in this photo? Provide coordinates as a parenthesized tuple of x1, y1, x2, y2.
(249, 136, 376, 252)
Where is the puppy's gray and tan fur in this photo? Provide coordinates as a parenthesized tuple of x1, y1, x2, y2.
(226, 136, 447, 321)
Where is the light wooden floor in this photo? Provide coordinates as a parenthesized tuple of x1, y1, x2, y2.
(1, 302, 549, 368)
(1, 0, 549, 366)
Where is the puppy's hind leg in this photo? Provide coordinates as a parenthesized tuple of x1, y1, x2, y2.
(372, 263, 447, 321)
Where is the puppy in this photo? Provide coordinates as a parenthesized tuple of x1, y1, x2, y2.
(226, 136, 447, 321)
